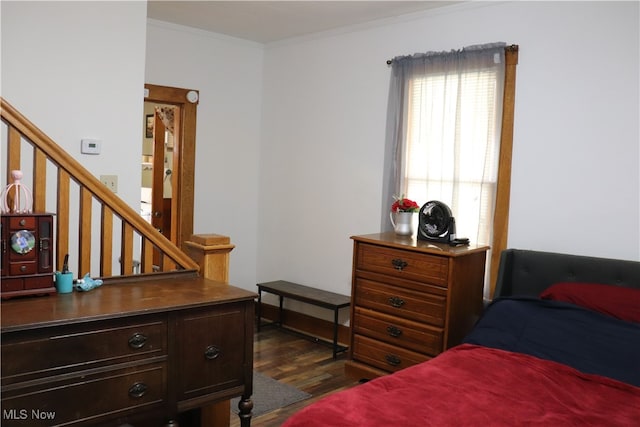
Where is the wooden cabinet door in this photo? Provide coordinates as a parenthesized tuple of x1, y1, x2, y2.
(174, 302, 250, 409)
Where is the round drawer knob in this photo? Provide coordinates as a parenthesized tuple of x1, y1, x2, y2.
(385, 354, 401, 366)
(391, 258, 408, 271)
(204, 345, 221, 360)
(388, 296, 405, 308)
(128, 382, 147, 398)
(387, 325, 403, 338)
(20, 265, 27, 272)
(128, 332, 148, 349)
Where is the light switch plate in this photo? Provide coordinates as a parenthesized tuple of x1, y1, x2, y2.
(100, 175, 117, 193)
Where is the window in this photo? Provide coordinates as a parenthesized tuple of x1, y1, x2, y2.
(384, 44, 518, 297)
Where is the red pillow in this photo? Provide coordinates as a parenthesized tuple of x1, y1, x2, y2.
(540, 282, 640, 323)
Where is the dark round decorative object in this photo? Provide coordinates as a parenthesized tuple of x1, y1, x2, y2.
(418, 201, 453, 241)
(10, 229, 36, 254)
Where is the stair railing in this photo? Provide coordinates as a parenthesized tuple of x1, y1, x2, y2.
(1, 97, 199, 280)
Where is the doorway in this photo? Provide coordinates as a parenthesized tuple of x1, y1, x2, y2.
(142, 84, 199, 254)
(142, 102, 175, 241)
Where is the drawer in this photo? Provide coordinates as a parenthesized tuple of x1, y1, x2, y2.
(353, 307, 443, 356)
(352, 334, 430, 373)
(1, 362, 166, 427)
(8, 261, 36, 276)
(8, 216, 36, 230)
(23, 275, 54, 290)
(354, 278, 446, 327)
(1, 278, 23, 293)
(0, 276, 53, 293)
(2, 317, 167, 385)
(356, 243, 449, 286)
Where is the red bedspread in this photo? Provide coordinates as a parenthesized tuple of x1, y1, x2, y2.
(282, 344, 640, 426)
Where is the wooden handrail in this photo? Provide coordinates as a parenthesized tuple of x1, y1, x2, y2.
(1, 97, 199, 279)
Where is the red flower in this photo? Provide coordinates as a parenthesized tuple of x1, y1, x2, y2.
(391, 195, 419, 213)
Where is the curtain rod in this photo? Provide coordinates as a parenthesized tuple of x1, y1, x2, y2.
(386, 44, 519, 65)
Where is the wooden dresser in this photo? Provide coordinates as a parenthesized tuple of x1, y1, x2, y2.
(345, 232, 488, 379)
(0, 275, 256, 427)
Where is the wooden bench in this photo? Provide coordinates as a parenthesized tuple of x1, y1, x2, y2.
(256, 280, 351, 359)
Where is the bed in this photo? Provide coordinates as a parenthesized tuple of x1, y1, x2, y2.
(282, 249, 640, 426)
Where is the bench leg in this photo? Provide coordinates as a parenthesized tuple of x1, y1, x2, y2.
(257, 288, 263, 332)
(333, 308, 339, 359)
(278, 295, 284, 327)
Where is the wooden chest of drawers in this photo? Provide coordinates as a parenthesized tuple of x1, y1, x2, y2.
(346, 233, 488, 379)
(2, 315, 169, 426)
(1, 276, 255, 427)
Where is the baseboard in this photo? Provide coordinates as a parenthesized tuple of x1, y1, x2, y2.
(257, 303, 350, 347)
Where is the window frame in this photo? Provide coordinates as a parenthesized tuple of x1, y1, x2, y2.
(390, 45, 519, 299)
(489, 45, 519, 298)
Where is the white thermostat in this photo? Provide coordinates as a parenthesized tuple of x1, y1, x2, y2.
(81, 139, 101, 155)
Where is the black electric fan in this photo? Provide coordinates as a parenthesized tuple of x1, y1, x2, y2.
(417, 201, 469, 246)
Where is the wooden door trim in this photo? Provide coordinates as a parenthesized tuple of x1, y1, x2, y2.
(144, 84, 198, 251)
(152, 111, 166, 235)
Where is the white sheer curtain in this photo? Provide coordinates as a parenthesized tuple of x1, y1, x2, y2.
(381, 43, 506, 292)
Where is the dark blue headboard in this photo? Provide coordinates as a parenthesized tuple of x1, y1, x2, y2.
(494, 249, 640, 298)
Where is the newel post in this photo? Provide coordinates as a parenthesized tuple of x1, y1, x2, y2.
(184, 234, 235, 282)
(184, 233, 236, 427)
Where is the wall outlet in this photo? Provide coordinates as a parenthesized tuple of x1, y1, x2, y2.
(100, 175, 118, 193)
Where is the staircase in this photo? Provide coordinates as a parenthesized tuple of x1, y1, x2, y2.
(1, 97, 199, 282)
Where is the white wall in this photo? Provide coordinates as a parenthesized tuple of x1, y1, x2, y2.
(504, 2, 639, 258)
(258, 0, 640, 314)
(145, 21, 264, 291)
(1, 1, 148, 274)
(1, 1, 147, 210)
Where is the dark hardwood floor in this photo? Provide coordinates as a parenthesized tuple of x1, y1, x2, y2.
(230, 326, 360, 427)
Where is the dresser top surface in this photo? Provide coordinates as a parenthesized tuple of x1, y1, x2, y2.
(351, 232, 489, 256)
(1, 276, 257, 333)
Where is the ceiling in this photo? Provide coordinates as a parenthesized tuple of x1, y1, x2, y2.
(146, 1, 461, 44)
